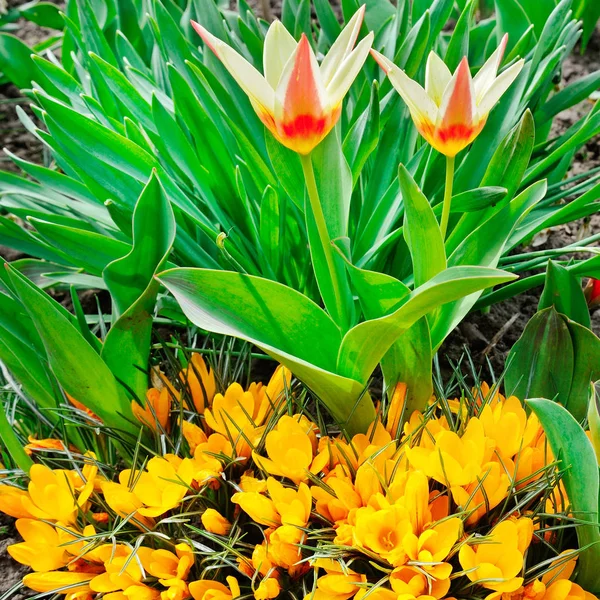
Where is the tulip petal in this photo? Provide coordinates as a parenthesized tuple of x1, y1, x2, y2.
(191, 20, 275, 115)
(477, 59, 525, 118)
(473, 33, 509, 103)
(438, 57, 476, 130)
(326, 31, 374, 108)
(263, 20, 298, 89)
(320, 5, 366, 86)
(425, 51, 452, 106)
(371, 49, 438, 127)
(276, 33, 327, 115)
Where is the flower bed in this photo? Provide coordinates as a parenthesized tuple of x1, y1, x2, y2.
(0, 356, 594, 600)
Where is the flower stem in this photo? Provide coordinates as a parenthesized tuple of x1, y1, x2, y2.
(440, 155, 455, 239)
(300, 153, 349, 331)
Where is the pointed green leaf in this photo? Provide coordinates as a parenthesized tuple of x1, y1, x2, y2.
(4, 265, 137, 436)
(528, 399, 600, 594)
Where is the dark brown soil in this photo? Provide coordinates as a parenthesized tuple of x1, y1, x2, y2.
(0, 514, 28, 600)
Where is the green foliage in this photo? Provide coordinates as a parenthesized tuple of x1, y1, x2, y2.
(528, 399, 600, 594)
(505, 263, 600, 421)
(0, 0, 599, 432)
(157, 264, 513, 434)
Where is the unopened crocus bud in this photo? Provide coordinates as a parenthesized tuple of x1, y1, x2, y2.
(201, 508, 232, 535)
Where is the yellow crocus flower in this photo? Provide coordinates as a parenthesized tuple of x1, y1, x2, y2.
(8, 519, 68, 572)
(120, 455, 194, 517)
(23, 464, 94, 523)
(132, 388, 172, 433)
(189, 576, 241, 600)
(254, 577, 280, 600)
(179, 353, 216, 414)
(23, 571, 93, 594)
(201, 508, 232, 535)
(252, 415, 320, 484)
(406, 417, 491, 487)
(0, 485, 33, 518)
(459, 519, 532, 592)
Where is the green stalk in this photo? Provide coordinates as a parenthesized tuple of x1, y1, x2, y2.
(300, 153, 350, 331)
(440, 155, 455, 239)
(0, 403, 33, 473)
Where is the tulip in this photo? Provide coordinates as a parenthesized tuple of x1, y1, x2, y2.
(192, 10, 372, 330)
(372, 35, 524, 238)
(191, 8, 372, 156)
(584, 278, 600, 308)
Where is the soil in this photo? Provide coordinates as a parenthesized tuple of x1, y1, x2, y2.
(0, 514, 28, 600)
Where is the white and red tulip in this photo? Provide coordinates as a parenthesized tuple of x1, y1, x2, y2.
(371, 35, 524, 157)
(192, 7, 373, 155)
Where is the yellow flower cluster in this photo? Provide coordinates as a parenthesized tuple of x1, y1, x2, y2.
(0, 360, 594, 600)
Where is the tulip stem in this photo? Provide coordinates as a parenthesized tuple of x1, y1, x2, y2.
(300, 153, 349, 331)
(440, 155, 455, 239)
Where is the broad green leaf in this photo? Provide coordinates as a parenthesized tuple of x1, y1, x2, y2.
(20, 2, 64, 29)
(5, 265, 137, 436)
(157, 267, 376, 433)
(399, 164, 446, 288)
(495, 0, 533, 52)
(337, 266, 516, 382)
(445, 0, 475, 72)
(528, 399, 600, 594)
(259, 186, 281, 277)
(565, 321, 600, 422)
(102, 173, 176, 401)
(538, 260, 591, 329)
(304, 130, 354, 330)
(103, 173, 171, 315)
(343, 82, 380, 187)
(431, 181, 545, 347)
(449, 187, 508, 213)
(505, 307, 574, 402)
(335, 248, 433, 414)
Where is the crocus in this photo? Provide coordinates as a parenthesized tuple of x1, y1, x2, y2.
(191, 7, 373, 155)
(459, 518, 532, 592)
(8, 519, 68, 572)
(371, 34, 524, 157)
(189, 576, 241, 600)
(201, 508, 232, 535)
